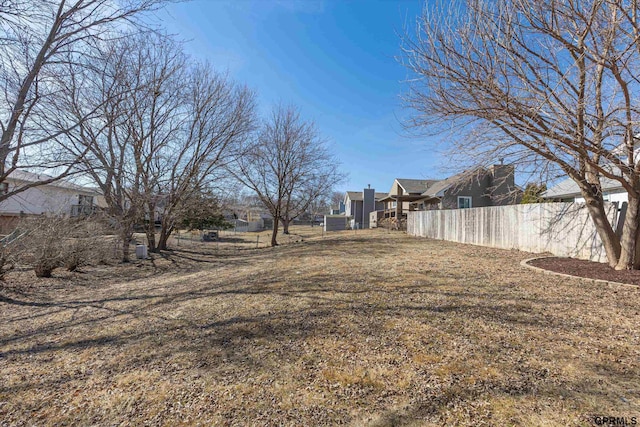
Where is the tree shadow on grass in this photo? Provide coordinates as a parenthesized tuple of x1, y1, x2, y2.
(0, 232, 638, 424)
(0, 257, 615, 351)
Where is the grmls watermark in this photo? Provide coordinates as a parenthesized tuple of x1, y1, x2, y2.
(593, 416, 638, 426)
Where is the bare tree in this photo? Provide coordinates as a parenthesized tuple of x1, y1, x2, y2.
(63, 33, 255, 257)
(307, 191, 332, 225)
(150, 64, 256, 251)
(232, 105, 341, 246)
(279, 167, 338, 234)
(0, 0, 166, 203)
(402, 0, 640, 269)
(330, 190, 344, 212)
(121, 35, 186, 252)
(61, 34, 153, 262)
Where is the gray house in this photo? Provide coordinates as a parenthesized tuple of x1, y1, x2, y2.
(422, 164, 519, 209)
(343, 188, 386, 229)
(379, 164, 520, 220)
(378, 179, 438, 216)
(544, 177, 628, 204)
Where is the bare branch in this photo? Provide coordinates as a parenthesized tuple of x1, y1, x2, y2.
(402, 0, 640, 269)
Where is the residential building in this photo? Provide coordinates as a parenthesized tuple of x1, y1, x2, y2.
(0, 171, 103, 233)
(378, 179, 439, 219)
(543, 177, 628, 204)
(379, 164, 520, 220)
(343, 188, 386, 229)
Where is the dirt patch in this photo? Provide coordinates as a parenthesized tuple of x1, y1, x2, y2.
(1, 230, 639, 426)
(529, 257, 640, 286)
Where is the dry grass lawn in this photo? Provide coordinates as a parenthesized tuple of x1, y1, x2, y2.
(1, 228, 639, 426)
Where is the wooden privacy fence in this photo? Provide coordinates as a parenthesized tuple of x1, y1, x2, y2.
(407, 202, 620, 262)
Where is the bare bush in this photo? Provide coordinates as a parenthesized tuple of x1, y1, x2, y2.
(63, 220, 113, 271)
(12, 216, 118, 278)
(22, 218, 67, 278)
(0, 229, 28, 280)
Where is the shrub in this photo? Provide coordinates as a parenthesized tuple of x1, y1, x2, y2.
(16, 215, 119, 278)
(0, 229, 25, 280)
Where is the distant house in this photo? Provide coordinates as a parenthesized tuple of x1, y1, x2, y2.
(0, 171, 104, 233)
(543, 177, 628, 204)
(378, 179, 439, 219)
(379, 164, 520, 220)
(343, 188, 386, 229)
(222, 195, 276, 230)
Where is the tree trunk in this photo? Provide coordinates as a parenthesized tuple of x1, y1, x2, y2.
(583, 194, 621, 268)
(282, 218, 290, 234)
(146, 222, 157, 252)
(143, 200, 157, 252)
(618, 194, 640, 269)
(157, 223, 173, 251)
(271, 216, 279, 247)
(120, 228, 131, 263)
(633, 207, 640, 270)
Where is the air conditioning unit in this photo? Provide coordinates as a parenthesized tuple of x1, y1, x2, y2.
(135, 244, 148, 259)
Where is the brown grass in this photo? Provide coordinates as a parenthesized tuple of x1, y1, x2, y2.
(1, 227, 639, 426)
(169, 225, 318, 251)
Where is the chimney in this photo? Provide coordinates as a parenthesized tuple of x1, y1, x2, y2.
(362, 187, 375, 229)
(489, 163, 515, 203)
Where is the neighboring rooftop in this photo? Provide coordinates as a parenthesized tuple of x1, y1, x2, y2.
(544, 177, 625, 198)
(345, 191, 388, 201)
(395, 179, 439, 195)
(422, 170, 482, 197)
(7, 170, 100, 194)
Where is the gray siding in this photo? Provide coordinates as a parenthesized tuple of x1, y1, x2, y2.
(352, 201, 363, 228)
(441, 174, 492, 209)
(362, 189, 375, 228)
(441, 165, 518, 209)
(488, 164, 516, 204)
(324, 215, 347, 232)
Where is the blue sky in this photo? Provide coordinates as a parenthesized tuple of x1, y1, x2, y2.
(157, 0, 448, 194)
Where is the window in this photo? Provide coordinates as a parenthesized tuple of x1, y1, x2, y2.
(78, 194, 94, 206)
(457, 196, 472, 209)
(391, 201, 397, 208)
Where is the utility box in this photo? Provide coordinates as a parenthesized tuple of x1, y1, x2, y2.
(135, 244, 148, 259)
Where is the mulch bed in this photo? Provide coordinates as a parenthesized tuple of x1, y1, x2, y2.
(529, 256, 640, 286)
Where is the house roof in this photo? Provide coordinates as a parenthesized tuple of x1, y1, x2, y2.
(543, 177, 625, 198)
(385, 165, 520, 203)
(7, 170, 100, 194)
(345, 191, 388, 202)
(422, 170, 483, 197)
(346, 191, 363, 201)
(395, 179, 439, 195)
